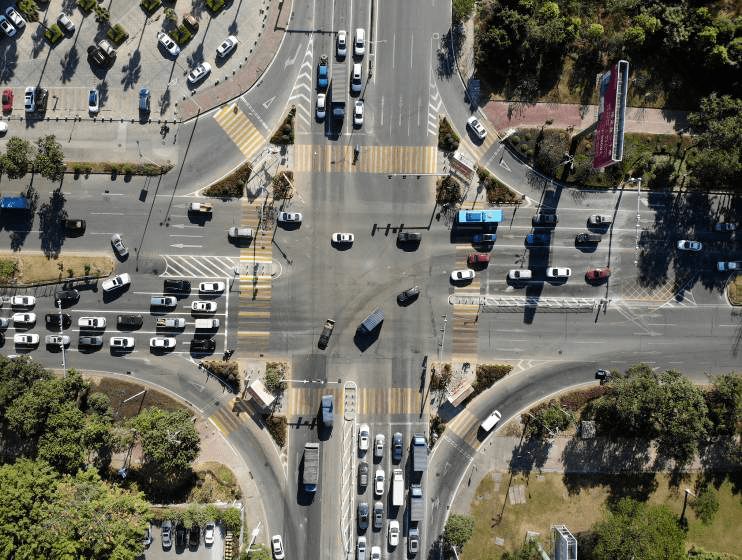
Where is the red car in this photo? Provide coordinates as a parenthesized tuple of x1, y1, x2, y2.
(586, 268, 611, 281)
(467, 253, 490, 266)
(2, 89, 12, 112)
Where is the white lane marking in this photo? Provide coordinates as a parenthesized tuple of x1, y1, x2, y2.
(410, 33, 413, 68)
(380, 95, 384, 126)
(392, 32, 396, 69)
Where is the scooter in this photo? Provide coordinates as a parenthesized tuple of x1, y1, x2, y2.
(353, 144, 360, 164)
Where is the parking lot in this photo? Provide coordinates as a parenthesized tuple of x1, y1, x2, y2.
(142, 522, 224, 560)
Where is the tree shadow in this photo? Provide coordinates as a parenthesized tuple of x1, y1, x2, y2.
(59, 45, 79, 83)
(98, 79, 109, 107)
(158, 88, 171, 116)
(0, 42, 18, 83)
(190, 0, 206, 18)
(38, 189, 67, 257)
(186, 42, 205, 68)
(509, 436, 552, 474)
(120, 50, 142, 91)
(31, 25, 46, 58)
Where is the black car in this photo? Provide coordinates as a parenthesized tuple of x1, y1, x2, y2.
(79, 336, 103, 348)
(397, 286, 420, 305)
(117, 314, 143, 329)
(532, 213, 558, 227)
(55, 289, 80, 304)
(191, 338, 215, 353)
(35, 87, 48, 113)
(392, 432, 403, 462)
(575, 233, 601, 244)
(358, 461, 369, 486)
(176, 524, 187, 547)
(357, 502, 369, 530)
(397, 231, 422, 243)
(189, 524, 200, 548)
(45, 313, 71, 329)
(62, 219, 86, 234)
(164, 279, 191, 293)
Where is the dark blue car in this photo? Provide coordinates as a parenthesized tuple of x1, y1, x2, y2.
(526, 232, 550, 245)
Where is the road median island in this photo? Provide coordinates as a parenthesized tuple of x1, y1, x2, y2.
(0, 252, 115, 286)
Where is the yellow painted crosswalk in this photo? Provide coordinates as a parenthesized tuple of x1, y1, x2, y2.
(209, 400, 253, 437)
(293, 144, 437, 174)
(283, 387, 426, 417)
(451, 226, 483, 360)
(213, 104, 264, 161)
(444, 408, 481, 448)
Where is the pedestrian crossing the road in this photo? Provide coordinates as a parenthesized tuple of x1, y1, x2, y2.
(213, 104, 265, 161)
(293, 144, 437, 175)
(237, 198, 273, 354)
(160, 255, 240, 278)
(283, 386, 426, 417)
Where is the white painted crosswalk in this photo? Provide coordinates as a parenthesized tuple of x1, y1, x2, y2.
(160, 255, 240, 278)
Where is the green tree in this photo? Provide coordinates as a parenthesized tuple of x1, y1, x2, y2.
(501, 537, 542, 560)
(443, 513, 475, 550)
(706, 373, 742, 434)
(129, 408, 200, 483)
(452, 0, 474, 23)
(36, 401, 87, 473)
(623, 26, 646, 48)
(697, 26, 718, 49)
(528, 402, 573, 438)
(222, 507, 242, 531)
(34, 135, 65, 182)
(593, 498, 686, 560)
(584, 23, 604, 41)
(264, 364, 286, 394)
(692, 486, 720, 525)
(0, 355, 52, 418)
(1, 137, 33, 179)
(635, 12, 661, 35)
(241, 543, 271, 560)
(17, 0, 38, 21)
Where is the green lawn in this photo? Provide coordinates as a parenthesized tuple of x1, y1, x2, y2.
(462, 472, 742, 559)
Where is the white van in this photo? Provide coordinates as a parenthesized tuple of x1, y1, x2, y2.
(195, 318, 219, 329)
(354, 28, 365, 57)
(480, 409, 502, 432)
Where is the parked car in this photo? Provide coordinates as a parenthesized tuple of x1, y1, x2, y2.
(0, 15, 16, 37)
(392, 432, 403, 462)
(46, 313, 71, 329)
(101, 273, 131, 293)
(358, 461, 369, 486)
(45, 334, 70, 346)
(450, 269, 475, 282)
(57, 12, 74, 33)
(532, 213, 558, 226)
(110, 336, 135, 349)
(161, 520, 173, 549)
(588, 214, 612, 227)
(88, 39, 116, 66)
(586, 268, 612, 281)
(358, 424, 370, 451)
(388, 520, 400, 547)
(374, 433, 385, 458)
(714, 223, 737, 232)
(228, 227, 253, 240)
(332, 232, 354, 244)
(473, 233, 496, 243)
(78, 316, 106, 329)
(270, 535, 285, 559)
(24, 86, 34, 112)
(677, 240, 702, 251)
(199, 281, 225, 293)
(175, 523, 186, 547)
(188, 524, 200, 548)
(357, 502, 369, 530)
(55, 289, 79, 304)
(397, 286, 420, 305)
(138, 88, 150, 113)
(164, 279, 191, 293)
(79, 336, 103, 348)
(546, 267, 571, 278)
(111, 233, 129, 257)
(337, 29, 347, 58)
(156, 31, 180, 56)
(316, 93, 326, 119)
(182, 14, 199, 31)
(204, 522, 215, 546)
(466, 115, 487, 140)
(0, 318, 8, 329)
(10, 295, 35, 307)
(507, 269, 532, 281)
(187, 62, 211, 84)
(117, 314, 143, 329)
(467, 253, 489, 266)
(192, 300, 217, 312)
(88, 89, 99, 113)
(576, 232, 601, 244)
(12, 312, 35, 324)
(5, 7, 25, 29)
(190, 338, 215, 352)
(150, 337, 176, 349)
(63, 218, 86, 233)
(216, 35, 238, 58)
(2, 89, 12, 111)
(397, 231, 421, 243)
(151, 296, 177, 307)
(14, 333, 38, 345)
(278, 212, 302, 223)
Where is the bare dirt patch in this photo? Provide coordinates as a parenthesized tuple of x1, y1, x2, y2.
(0, 252, 115, 285)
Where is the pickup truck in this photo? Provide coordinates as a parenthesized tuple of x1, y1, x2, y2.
(318, 55, 329, 89)
(156, 317, 186, 328)
(189, 202, 213, 213)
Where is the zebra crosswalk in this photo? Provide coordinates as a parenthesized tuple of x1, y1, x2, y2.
(443, 408, 481, 449)
(213, 104, 264, 161)
(209, 400, 252, 438)
(282, 386, 427, 417)
(161, 255, 240, 278)
(458, 121, 499, 164)
(293, 144, 437, 175)
(451, 224, 484, 359)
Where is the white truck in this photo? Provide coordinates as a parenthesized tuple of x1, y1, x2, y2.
(156, 317, 185, 328)
(189, 202, 213, 213)
(392, 469, 404, 507)
(195, 318, 220, 329)
(303, 442, 320, 493)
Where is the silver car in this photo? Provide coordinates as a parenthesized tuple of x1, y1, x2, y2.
(217, 35, 238, 58)
(228, 227, 253, 240)
(111, 233, 128, 257)
(5, 7, 25, 29)
(45, 335, 70, 346)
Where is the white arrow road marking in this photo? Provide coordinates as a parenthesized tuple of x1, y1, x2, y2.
(262, 96, 276, 110)
(284, 43, 302, 68)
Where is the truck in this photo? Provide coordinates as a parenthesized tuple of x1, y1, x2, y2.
(409, 484, 424, 522)
(317, 54, 329, 89)
(189, 202, 213, 213)
(156, 317, 186, 328)
(195, 318, 220, 329)
(392, 469, 404, 507)
(330, 61, 347, 121)
(457, 209, 503, 224)
(318, 318, 335, 349)
(321, 394, 334, 428)
(303, 442, 320, 492)
(411, 433, 428, 473)
(0, 196, 30, 210)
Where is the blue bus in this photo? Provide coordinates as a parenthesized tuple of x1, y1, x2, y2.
(457, 209, 503, 224)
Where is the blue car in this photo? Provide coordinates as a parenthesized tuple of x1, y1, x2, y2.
(317, 55, 329, 89)
(526, 232, 550, 245)
(138, 88, 150, 113)
(473, 233, 496, 243)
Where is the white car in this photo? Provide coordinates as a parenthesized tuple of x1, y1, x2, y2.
(353, 100, 364, 126)
(0, 318, 9, 328)
(157, 31, 180, 56)
(217, 35, 238, 58)
(546, 267, 572, 278)
(88, 88, 99, 113)
(111, 233, 129, 257)
(45, 334, 70, 346)
(354, 28, 365, 57)
(337, 30, 347, 58)
(24, 87, 34, 112)
(374, 469, 385, 496)
(374, 433, 385, 458)
(101, 273, 131, 292)
(507, 269, 532, 281)
(10, 295, 35, 307)
(332, 232, 354, 244)
(14, 333, 38, 345)
(57, 12, 74, 33)
(110, 336, 135, 349)
(278, 212, 302, 223)
(677, 240, 702, 251)
(5, 7, 25, 29)
(199, 282, 225, 293)
(151, 296, 177, 307)
(192, 300, 217, 312)
(150, 337, 176, 349)
(451, 269, 475, 282)
(357, 537, 366, 559)
(351, 63, 362, 93)
(358, 424, 370, 451)
(187, 62, 212, 84)
(467, 115, 487, 140)
(316, 93, 326, 120)
(12, 312, 35, 324)
(204, 522, 215, 545)
(78, 317, 106, 328)
(228, 227, 253, 240)
(370, 546, 381, 560)
(388, 520, 399, 547)
(271, 535, 285, 560)
(588, 214, 612, 226)
(0, 15, 16, 37)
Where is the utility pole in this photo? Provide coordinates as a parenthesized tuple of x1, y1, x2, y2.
(680, 488, 696, 524)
